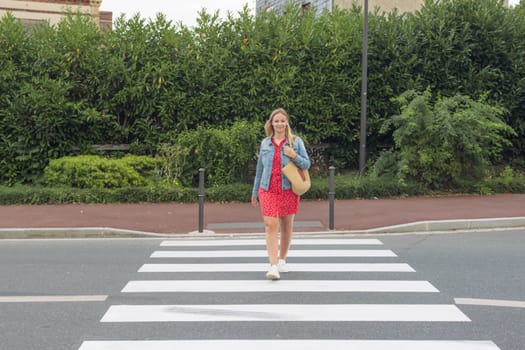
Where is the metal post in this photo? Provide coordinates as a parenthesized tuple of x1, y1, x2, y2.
(198, 168, 205, 233)
(359, 0, 369, 175)
(329, 166, 336, 230)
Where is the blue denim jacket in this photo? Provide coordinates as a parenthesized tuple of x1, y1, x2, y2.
(251, 135, 311, 198)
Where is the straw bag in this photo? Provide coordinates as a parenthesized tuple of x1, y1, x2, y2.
(282, 161, 311, 196)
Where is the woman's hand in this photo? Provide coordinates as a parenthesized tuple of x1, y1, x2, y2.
(283, 145, 297, 160)
(251, 196, 258, 206)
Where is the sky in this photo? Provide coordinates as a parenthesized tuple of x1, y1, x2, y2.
(100, 0, 256, 28)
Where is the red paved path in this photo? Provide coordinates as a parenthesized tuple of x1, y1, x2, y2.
(1, 194, 524, 234)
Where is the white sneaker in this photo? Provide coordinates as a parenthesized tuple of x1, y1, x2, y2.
(278, 259, 289, 273)
(265, 265, 280, 280)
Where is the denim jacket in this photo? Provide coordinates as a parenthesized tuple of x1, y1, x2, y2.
(251, 135, 311, 198)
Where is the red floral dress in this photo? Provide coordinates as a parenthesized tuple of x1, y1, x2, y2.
(258, 138, 300, 217)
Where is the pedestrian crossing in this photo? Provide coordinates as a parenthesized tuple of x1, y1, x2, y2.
(78, 237, 501, 350)
(150, 249, 397, 258)
(159, 238, 384, 246)
(121, 280, 439, 293)
(138, 262, 415, 272)
(79, 340, 501, 350)
(101, 304, 469, 322)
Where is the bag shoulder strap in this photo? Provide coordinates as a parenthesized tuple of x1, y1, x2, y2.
(289, 135, 296, 148)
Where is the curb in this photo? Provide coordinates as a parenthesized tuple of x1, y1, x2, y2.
(0, 227, 166, 239)
(1, 217, 524, 239)
(363, 216, 525, 234)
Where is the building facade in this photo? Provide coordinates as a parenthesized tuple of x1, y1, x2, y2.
(256, 0, 511, 15)
(0, 0, 112, 29)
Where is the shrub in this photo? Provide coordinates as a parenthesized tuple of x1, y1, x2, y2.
(0, 184, 196, 205)
(174, 120, 262, 187)
(374, 89, 516, 189)
(118, 154, 162, 179)
(205, 183, 253, 202)
(44, 155, 147, 188)
(2, 171, 524, 205)
(157, 143, 190, 185)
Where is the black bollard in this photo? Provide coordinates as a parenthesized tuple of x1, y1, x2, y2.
(198, 168, 205, 233)
(329, 166, 336, 230)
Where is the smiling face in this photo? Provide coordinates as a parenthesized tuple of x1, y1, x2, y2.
(264, 108, 292, 138)
(271, 112, 288, 135)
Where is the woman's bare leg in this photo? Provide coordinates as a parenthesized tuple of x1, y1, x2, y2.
(278, 214, 295, 260)
(263, 215, 279, 265)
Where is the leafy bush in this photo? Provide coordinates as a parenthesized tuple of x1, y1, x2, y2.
(206, 183, 253, 202)
(0, 184, 196, 205)
(457, 166, 525, 194)
(157, 143, 190, 186)
(118, 154, 162, 179)
(374, 90, 516, 189)
(44, 155, 149, 188)
(174, 120, 262, 187)
(303, 175, 425, 200)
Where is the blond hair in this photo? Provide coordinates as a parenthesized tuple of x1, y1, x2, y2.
(264, 108, 294, 146)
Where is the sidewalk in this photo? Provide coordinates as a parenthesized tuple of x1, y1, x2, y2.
(1, 193, 525, 238)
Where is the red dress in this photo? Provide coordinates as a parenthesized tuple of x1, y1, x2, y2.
(258, 138, 300, 217)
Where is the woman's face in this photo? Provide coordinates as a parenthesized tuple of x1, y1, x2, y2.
(271, 112, 288, 134)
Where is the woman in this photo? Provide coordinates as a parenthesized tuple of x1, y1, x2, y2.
(251, 108, 311, 280)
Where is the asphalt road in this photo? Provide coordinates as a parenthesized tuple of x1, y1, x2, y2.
(0, 230, 523, 350)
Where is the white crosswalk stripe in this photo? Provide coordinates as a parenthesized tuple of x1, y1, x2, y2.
(151, 249, 397, 258)
(138, 262, 415, 272)
(79, 237, 501, 350)
(79, 340, 501, 350)
(160, 238, 384, 246)
(121, 279, 439, 293)
(101, 304, 470, 322)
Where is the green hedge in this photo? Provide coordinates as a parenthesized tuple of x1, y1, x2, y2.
(302, 176, 425, 200)
(0, 184, 196, 205)
(43, 155, 161, 188)
(2, 1, 525, 185)
(1, 174, 523, 205)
